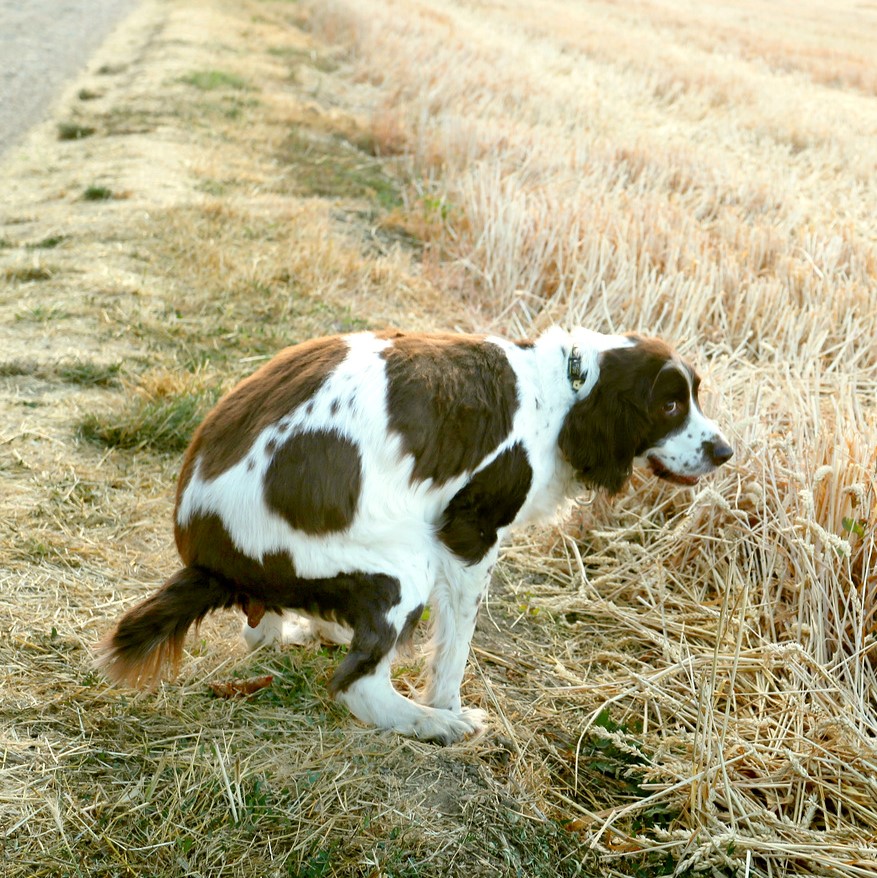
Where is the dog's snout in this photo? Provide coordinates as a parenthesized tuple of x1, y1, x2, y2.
(703, 438, 733, 467)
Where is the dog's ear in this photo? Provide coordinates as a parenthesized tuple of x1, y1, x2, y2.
(558, 342, 664, 494)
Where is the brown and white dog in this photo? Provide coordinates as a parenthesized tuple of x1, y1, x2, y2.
(98, 327, 732, 743)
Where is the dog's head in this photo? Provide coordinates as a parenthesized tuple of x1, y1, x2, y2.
(559, 334, 732, 494)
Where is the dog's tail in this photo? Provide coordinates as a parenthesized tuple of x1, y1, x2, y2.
(96, 566, 239, 687)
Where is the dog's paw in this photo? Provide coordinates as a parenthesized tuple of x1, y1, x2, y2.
(457, 707, 488, 741)
(242, 612, 315, 650)
(412, 706, 488, 745)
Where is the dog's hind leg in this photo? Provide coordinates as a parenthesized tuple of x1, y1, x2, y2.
(242, 611, 352, 650)
(330, 572, 485, 744)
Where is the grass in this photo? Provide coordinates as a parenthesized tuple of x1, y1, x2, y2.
(4, 265, 54, 283)
(14, 303, 67, 321)
(56, 360, 122, 388)
(280, 129, 403, 207)
(2, 0, 876, 877)
(180, 69, 252, 91)
(79, 371, 221, 453)
(57, 122, 96, 140)
(81, 185, 114, 201)
(0, 358, 121, 386)
(24, 234, 66, 249)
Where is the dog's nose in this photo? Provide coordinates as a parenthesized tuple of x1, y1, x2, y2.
(704, 438, 733, 467)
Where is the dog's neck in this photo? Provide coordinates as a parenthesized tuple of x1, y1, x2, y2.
(567, 345, 587, 391)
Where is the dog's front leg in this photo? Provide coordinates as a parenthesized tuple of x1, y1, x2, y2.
(422, 550, 497, 714)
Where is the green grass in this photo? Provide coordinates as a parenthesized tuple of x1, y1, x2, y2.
(57, 122, 96, 140)
(550, 708, 710, 878)
(14, 304, 67, 321)
(269, 45, 342, 74)
(82, 185, 114, 201)
(57, 360, 122, 388)
(4, 265, 54, 283)
(0, 358, 121, 387)
(79, 385, 220, 453)
(180, 69, 252, 91)
(25, 234, 66, 249)
(281, 131, 403, 209)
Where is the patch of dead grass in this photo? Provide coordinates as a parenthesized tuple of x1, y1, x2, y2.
(301, 0, 877, 875)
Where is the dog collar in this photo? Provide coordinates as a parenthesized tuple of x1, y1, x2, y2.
(567, 346, 587, 391)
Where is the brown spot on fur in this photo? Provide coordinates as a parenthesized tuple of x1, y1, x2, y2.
(263, 429, 362, 534)
(245, 597, 266, 628)
(439, 442, 533, 564)
(400, 603, 424, 643)
(177, 335, 348, 496)
(380, 332, 519, 486)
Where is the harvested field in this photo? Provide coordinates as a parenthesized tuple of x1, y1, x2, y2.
(1, 1, 875, 877)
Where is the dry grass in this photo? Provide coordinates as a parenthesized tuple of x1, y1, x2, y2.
(299, 0, 877, 875)
(1, 0, 876, 876)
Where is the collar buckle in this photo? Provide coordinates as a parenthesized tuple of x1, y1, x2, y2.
(568, 346, 586, 391)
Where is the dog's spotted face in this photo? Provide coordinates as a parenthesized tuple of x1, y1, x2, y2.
(559, 334, 732, 494)
(636, 358, 732, 486)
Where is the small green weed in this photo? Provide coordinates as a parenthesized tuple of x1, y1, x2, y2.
(842, 517, 866, 539)
(0, 360, 35, 377)
(57, 122, 96, 140)
(25, 234, 66, 249)
(281, 131, 402, 209)
(82, 185, 114, 201)
(20, 537, 54, 561)
(196, 178, 229, 196)
(180, 70, 252, 91)
(57, 360, 122, 388)
(4, 265, 54, 283)
(15, 304, 67, 322)
(270, 45, 341, 75)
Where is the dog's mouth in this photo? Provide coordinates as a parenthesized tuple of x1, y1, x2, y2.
(647, 456, 700, 486)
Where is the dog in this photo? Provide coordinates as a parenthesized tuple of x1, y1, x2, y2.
(97, 327, 732, 743)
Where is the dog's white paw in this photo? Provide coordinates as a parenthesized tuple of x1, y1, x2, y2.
(411, 706, 488, 745)
(242, 612, 315, 650)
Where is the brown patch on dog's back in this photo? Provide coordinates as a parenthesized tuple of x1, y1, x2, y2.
(264, 429, 362, 534)
(177, 335, 348, 496)
(380, 332, 519, 486)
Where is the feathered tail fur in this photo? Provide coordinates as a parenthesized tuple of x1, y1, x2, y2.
(96, 567, 239, 687)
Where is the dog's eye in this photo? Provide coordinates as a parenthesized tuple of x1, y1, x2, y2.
(663, 400, 681, 417)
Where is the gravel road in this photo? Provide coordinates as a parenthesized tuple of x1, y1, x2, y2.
(0, 0, 140, 156)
